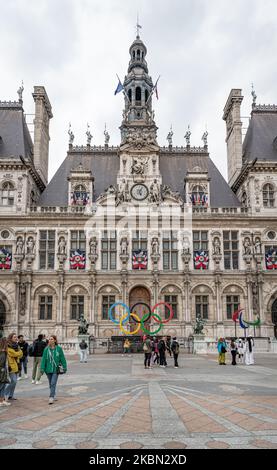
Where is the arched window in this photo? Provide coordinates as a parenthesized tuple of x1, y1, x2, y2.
(145, 89, 149, 102)
(132, 50, 135, 60)
(136, 49, 141, 59)
(1, 182, 15, 206)
(191, 185, 207, 205)
(128, 89, 132, 103)
(135, 87, 141, 105)
(72, 184, 89, 206)
(263, 184, 274, 207)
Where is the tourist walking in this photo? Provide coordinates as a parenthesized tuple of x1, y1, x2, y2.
(4, 333, 23, 401)
(230, 338, 238, 365)
(142, 335, 152, 369)
(237, 338, 245, 364)
(158, 337, 166, 367)
(79, 339, 88, 362)
(217, 337, 227, 365)
(0, 337, 11, 407)
(153, 337, 160, 365)
(122, 338, 131, 357)
(40, 335, 67, 404)
(31, 334, 47, 384)
(245, 335, 255, 365)
(18, 335, 29, 379)
(171, 337, 180, 368)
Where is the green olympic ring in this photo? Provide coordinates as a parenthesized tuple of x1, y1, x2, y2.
(140, 312, 163, 335)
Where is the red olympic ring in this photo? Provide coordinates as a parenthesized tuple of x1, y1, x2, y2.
(152, 302, 174, 324)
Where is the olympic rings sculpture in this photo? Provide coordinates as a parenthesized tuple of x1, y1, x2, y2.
(108, 301, 174, 336)
(232, 308, 261, 329)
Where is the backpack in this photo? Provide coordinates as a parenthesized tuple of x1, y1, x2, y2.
(143, 342, 148, 352)
(172, 341, 179, 354)
(28, 342, 35, 357)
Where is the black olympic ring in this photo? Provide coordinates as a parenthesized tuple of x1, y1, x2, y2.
(130, 302, 151, 324)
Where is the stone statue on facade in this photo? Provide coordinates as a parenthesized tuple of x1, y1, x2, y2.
(131, 159, 145, 175)
(118, 179, 130, 204)
(161, 185, 182, 203)
(252, 282, 259, 313)
(254, 237, 262, 254)
(16, 237, 24, 255)
(26, 237, 35, 255)
(120, 237, 129, 255)
(104, 127, 110, 145)
(182, 237, 190, 255)
(184, 126, 191, 146)
(68, 123, 74, 145)
(86, 124, 92, 146)
(243, 237, 252, 255)
(149, 179, 160, 203)
(58, 237, 67, 255)
(151, 237, 159, 256)
(202, 130, 208, 147)
(89, 237, 98, 255)
(167, 127, 173, 146)
(20, 283, 26, 314)
(212, 237, 221, 255)
(193, 316, 205, 334)
(17, 81, 24, 102)
(78, 315, 89, 335)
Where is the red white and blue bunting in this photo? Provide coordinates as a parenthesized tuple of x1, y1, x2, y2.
(132, 250, 148, 270)
(265, 247, 277, 270)
(70, 250, 86, 269)
(0, 248, 12, 270)
(194, 251, 209, 269)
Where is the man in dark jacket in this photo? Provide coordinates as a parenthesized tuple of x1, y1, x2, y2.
(171, 337, 180, 368)
(18, 335, 29, 379)
(158, 337, 166, 367)
(31, 334, 47, 384)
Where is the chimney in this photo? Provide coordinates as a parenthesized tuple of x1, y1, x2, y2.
(223, 89, 243, 186)
(32, 86, 53, 185)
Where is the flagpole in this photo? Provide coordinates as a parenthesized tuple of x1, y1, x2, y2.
(116, 74, 131, 103)
(146, 75, 161, 105)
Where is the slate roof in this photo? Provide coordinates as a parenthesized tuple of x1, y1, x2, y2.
(38, 148, 240, 208)
(242, 107, 277, 163)
(0, 103, 33, 160)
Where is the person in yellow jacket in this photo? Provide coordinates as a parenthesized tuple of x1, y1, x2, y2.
(4, 333, 23, 401)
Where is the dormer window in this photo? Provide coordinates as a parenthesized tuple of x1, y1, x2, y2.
(263, 183, 275, 207)
(1, 182, 15, 206)
(71, 184, 89, 206)
(190, 185, 208, 206)
(135, 87, 141, 105)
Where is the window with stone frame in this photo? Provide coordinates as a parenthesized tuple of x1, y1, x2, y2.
(101, 231, 117, 270)
(263, 183, 275, 208)
(193, 231, 209, 269)
(190, 185, 208, 206)
(70, 230, 86, 270)
(164, 295, 178, 319)
(39, 230, 55, 269)
(1, 182, 15, 206)
(70, 295, 84, 320)
(102, 295, 116, 320)
(163, 231, 178, 270)
(39, 295, 53, 320)
(195, 295, 209, 320)
(226, 295, 240, 320)
(223, 231, 239, 270)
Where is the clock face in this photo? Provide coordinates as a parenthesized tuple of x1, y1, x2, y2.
(131, 184, 149, 201)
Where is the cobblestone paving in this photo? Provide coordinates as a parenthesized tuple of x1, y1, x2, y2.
(0, 353, 277, 449)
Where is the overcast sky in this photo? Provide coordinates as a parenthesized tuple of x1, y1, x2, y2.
(1, 0, 277, 182)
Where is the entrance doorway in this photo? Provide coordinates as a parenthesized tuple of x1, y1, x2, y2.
(272, 299, 277, 338)
(0, 300, 6, 338)
(129, 286, 151, 334)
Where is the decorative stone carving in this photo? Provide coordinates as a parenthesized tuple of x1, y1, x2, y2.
(193, 316, 206, 334)
(167, 128, 173, 146)
(148, 179, 160, 203)
(184, 126, 191, 147)
(89, 237, 98, 267)
(58, 237, 67, 255)
(117, 179, 130, 205)
(252, 282, 259, 315)
(86, 124, 92, 146)
(104, 127, 110, 146)
(68, 123, 74, 145)
(26, 237, 35, 255)
(254, 236, 262, 254)
(78, 315, 89, 335)
(161, 185, 183, 204)
(131, 158, 146, 175)
(121, 126, 157, 147)
(151, 237, 159, 256)
(120, 236, 129, 268)
(212, 237, 221, 256)
(20, 283, 26, 315)
(243, 237, 252, 255)
(15, 237, 24, 255)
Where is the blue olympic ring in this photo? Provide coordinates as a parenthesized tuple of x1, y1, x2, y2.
(108, 302, 130, 325)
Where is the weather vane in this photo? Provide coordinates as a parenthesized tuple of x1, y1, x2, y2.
(136, 13, 142, 38)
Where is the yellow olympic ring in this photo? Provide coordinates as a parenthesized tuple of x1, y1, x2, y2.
(119, 312, 141, 335)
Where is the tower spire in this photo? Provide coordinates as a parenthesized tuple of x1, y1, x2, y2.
(136, 13, 142, 39)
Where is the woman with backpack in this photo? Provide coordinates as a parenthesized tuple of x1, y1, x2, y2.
(230, 338, 238, 365)
(40, 335, 67, 404)
(217, 337, 227, 365)
(142, 335, 152, 369)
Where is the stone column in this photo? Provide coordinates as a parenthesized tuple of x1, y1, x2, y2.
(57, 273, 64, 324)
(183, 274, 190, 323)
(215, 274, 222, 323)
(89, 272, 96, 324)
(25, 274, 32, 325)
(15, 274, 20, 335)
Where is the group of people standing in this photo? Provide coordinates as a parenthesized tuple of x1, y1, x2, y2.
(0, 332, 67, 406)
(217, 336, 255, 366)
(142, 335, 180, 369)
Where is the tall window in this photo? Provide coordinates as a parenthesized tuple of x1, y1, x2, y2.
(226, 295, 240, 320)
(101, 231, 117, 270)
(70, 295, 84, 320)
(102, 295, 115, 320)
(223, 231, 239, 269)
(164, 295, 178, 319)
(196, 295, 209, 319)
(132, 230, 147, 251)
(193, 231, 209, 269)
(39, 296, 53, 320)
(1, 182, 14, 206)
(70, 230, 86, 269)
(135, 86, 141, 105)
(39, 231, 55, 269)
(163, 231, 178, 270)
(263, 184, 274, 207)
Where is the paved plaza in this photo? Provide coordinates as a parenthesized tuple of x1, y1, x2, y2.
(0, 352, 277, 449)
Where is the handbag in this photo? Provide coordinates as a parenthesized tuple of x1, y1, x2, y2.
(57, 364, 65, 375)
(221, 345, 227, 353)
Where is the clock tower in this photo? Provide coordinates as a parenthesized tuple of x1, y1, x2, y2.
(116, 31, 161, 206)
